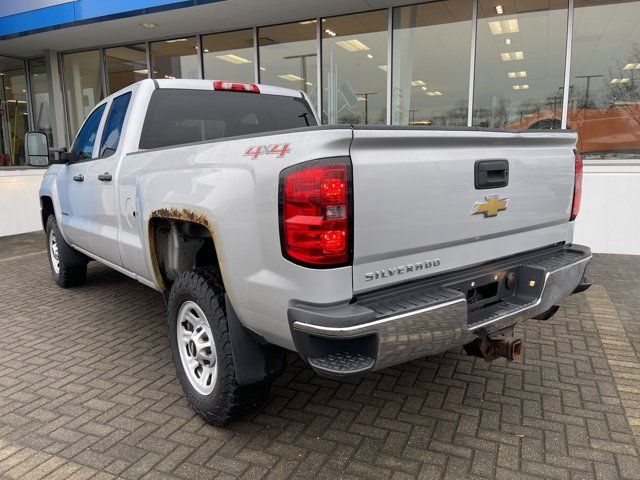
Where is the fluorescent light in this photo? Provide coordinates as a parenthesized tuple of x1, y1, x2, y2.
(411, 80, 426, 86)
(166, 38, 188, 43)
(299, 20, 317, 25)
(215, 54, 252, 64)
(259, 67, 266, 71)
(378, 65, 388, 72)
(610, 78, 630, 84)
(489, 19, 519, 35)
(507, 71, 527, 78)
(164, 75, 175, 79)
(496, 5, 503, 14)
(505, 38, 511, 45)
(426, 91, 442, 96)
(366, 54, 373, 59)
(421, 86, 427, 91)
(134, 69, 148, 75)
(512, 84, 529, 90)
(501, 51, 524, 61)
(278, 74, 304, 81)
(305, 82, 313, 86)
(324, 29, 337, 37)
(335, 39, 370, 52)
(623, 63, 638, 70)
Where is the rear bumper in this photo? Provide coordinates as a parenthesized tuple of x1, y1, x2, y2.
(289, 244, 591, 378)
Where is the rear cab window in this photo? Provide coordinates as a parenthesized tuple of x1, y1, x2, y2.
(139, 89, 317, 150)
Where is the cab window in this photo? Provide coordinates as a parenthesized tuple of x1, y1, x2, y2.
(73, 104, 106, 161)
(100, 92, 132, 158)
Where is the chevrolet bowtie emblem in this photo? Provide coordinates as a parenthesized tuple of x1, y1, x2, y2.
(472, 195, 509, 218)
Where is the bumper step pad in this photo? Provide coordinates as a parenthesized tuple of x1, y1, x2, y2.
(308, 352, 375, 376)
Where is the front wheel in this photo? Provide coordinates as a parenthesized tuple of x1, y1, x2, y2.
(45, 215, 87, 288)
(167, 267, 271, 425)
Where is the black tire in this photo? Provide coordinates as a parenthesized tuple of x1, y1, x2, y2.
(45, 215, 88, 288)
(167, 267, 271, 425)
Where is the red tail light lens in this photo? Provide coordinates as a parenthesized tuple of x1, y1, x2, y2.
(279, 158, 352, 267)
(570, 150, 583, 221)
(213, 80, 260, 93)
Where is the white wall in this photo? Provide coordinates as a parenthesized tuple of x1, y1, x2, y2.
(0, 165, 638, 255)
(573, 163, 640, 255)
(0, 169, 45, 236)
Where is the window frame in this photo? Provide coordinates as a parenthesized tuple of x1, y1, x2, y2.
(69, 102, 108, 163)
(99, 91, 133, 158)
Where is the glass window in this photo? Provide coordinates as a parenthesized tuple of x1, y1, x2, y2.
(105, 44, 148, 94)
(150, 37, 199, 79)
(0, 56, 28, 167)
(473, 0, 568, 129)
(100, 92, 132, 157)
(73, 103, 106, 160)
(258, 21, 318, 107)
(392, 1, 472, 126)
(62, 50, 104, 140)
(322, 10, 388, 125)
(140, 89, 316, 150)
(28, 58, 54, 147)
(570, 0, 640, 159)
(203, 29, 254, 82)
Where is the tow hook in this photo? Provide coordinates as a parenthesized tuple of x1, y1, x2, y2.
(464, 330, 523, 362)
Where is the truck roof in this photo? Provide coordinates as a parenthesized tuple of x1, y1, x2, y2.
(151, 78, 304, 98)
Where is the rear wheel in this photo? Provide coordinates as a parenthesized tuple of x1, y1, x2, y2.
(167, 267, 271, 425)
(45, 215, 87, 288)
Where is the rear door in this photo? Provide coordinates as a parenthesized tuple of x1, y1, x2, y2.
(350, 127, 577, 292)
(84, 90, 134, 266)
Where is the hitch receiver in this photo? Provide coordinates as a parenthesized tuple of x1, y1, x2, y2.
(464, 329, 523, 362)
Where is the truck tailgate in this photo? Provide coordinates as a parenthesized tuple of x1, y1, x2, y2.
(350, 127, 577, 293)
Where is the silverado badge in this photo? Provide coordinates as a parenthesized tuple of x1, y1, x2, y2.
(472, 195, 508, 218)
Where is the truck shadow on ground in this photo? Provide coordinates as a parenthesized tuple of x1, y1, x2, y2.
(2, 253, 639, 479)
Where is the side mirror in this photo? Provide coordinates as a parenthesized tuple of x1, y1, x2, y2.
(25, 131, 50, 167)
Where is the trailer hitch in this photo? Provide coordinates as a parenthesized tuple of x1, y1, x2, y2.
(464, 328, 523, 362)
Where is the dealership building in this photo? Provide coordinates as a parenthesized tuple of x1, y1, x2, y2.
(0, 0, 638, 253)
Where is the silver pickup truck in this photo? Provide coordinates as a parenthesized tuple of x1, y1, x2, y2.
(27, 79, 592, 425)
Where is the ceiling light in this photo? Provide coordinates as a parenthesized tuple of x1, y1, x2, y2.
(507, 71, 527, 78)
(512, 84, 529, 90)
(164, 75, 175, 79)
(411, 80, 426, 86)
(489, 19, 519, 35)
(610, 78, 630, 84)
(299, 20, 317, 25)
(134, 69, 148, 75)
(166, 38, 188, 43)
(278, 74, 304, 81)
(141, 22, 157, 28)
(496, 5, 504, 14)
(305, 82, 313, 86)
(215, 54, 251, 64)
(335, 39, 369, 52)
(378, 65, 388, 72)
(324, 29, 337, 37)
(421, 86, 427, 91)
(366, 54, 373, 59)
(204, 49, 210, 53)
(426, 91, 442, 96)
(260, 67, 266, 71)
(505, 38, 511, 45)
(501, 51, 524, 61)
(623, 63, 639, 70)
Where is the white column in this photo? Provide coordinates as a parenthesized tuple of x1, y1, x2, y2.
(45, 50, 67, 149)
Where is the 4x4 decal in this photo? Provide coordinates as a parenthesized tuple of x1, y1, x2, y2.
(244, 143, 291, 159)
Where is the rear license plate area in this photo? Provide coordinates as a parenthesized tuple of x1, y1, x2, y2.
(448, 268, 519, 313)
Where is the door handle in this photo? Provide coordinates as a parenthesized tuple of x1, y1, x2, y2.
(98, 172, 112, 182)
(72, 174, 84, 182)
(475, 160, 509, 189)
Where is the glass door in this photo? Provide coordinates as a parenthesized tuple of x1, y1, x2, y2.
(0, 57, 28, 167)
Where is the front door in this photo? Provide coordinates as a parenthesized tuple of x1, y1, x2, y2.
(56, 103, 107, 251)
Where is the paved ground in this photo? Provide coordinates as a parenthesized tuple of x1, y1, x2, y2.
(0, 232, 639, 480)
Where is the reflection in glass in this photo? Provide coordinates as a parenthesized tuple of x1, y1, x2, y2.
(150, 37, 199, 80)
(570, 0, 640, 159)
(0, 57, 28, 166)
(322, 10, 388, 124)
(203, 29, 254, 82)
(259, 21, 317, 108)
(392, 0, 472, 126)
(473, 0, 568, 129)
(105, 44, 148, 94)
(62, 50, 104, 139)
(28, 58, 54, 147)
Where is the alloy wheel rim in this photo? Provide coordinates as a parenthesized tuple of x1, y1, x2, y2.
(177, 301, 217, 395)
(49, 230, 60, 274)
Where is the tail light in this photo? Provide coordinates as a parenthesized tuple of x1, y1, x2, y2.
(570, 150, 583, 221)
(213, 80, 260, 93)
(279, 158, 352, 267)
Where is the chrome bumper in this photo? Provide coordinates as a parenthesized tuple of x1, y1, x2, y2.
(290, 245, 591, 376)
